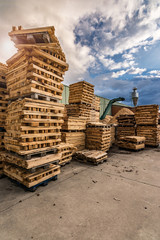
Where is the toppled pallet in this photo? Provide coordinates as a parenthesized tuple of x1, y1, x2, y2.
(4, 162, 60, 188)
(1, 151, 61, 169)
(73, 149, 107, 165)
(117, 136, 145, 150)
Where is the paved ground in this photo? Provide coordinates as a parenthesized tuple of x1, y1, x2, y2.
(0, 146, 160, 240)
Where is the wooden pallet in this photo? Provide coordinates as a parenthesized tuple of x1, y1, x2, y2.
(4, 98, 64, 154)
(62, 117, 87, 131)
(1, 151, 61, 169)
(4, 162, 60, 188)
(57, 143, 77, 165)
(137, 125, 159, 147)
(116, 126, 136, 139)
(117, 114, 135, 126)
(61, 132, 85, 151)
(66, 103, 92, 119)
(135, 105, 159, 125)
(86, 122, 111, 151)
(73, 149, 107, 165)
(69, 81, 94, 105)
(116, 136, 145, 150)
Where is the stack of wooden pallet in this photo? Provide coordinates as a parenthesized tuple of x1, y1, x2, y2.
(66, 81, 94, 120)
(2, 26, 69, 190)
(116, 115, 136, 139)
(57, 143, 76, 166)
(0, 63, 8, 152)
(90, 95, 100, 122)
(117, 136, 145, 150)
(135, 105, 159, 146)
(73, 149, 107, 165)
(86, 122, 111, 151)
(6, 26, 68, 101)
(4, 98, 64, 155)
(61, 117, 86, 150)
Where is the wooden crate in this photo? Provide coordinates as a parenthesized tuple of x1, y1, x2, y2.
(4, 98, 64, 155)
(86, 122, 111, 151)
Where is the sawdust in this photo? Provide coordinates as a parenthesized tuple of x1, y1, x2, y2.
(109, 108, 134, 124)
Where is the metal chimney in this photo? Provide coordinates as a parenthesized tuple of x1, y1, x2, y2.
(132, 87, 139, 107)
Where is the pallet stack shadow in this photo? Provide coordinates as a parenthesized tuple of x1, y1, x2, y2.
(135, 105, 159, 147)
(116, 114, 136, 140)
(62, 81, 95, 151)
(3, 26, 69, 190)
(86, 122, 111, 152)
(0, 63, 8, 177)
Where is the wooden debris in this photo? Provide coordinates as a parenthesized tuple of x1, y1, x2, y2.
(117, 136, 145, 150)
(73, 149, 107, 165)
(86, 122, 111, 151)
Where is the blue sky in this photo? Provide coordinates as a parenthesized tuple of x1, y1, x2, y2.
(0, 0, 160, 106)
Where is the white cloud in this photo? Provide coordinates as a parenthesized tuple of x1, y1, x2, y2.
(129, 67, 146, 75)
(112, 69, 128, 78)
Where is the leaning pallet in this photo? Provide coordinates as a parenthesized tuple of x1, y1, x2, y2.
(117, 136, 145, 150)
(3, 162, 60, 190)
(4, 98, 64, 155)
(86, 122, 111, 151)
(73, 149, 107, 165)
(57, 143, 77, 166)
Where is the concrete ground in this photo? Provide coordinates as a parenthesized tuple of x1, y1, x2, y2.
(0, 146, 160, 240)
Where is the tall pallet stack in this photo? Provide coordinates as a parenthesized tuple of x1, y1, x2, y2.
(116, 115, 136, 139)
(135, 105, 159, 147)
(86, 122, 111, 151)
(0, 63, 8, 176)
(61, 117, 86, 150)
(62, 81, 94, 151)
(66, 81, 94, 119)
(3, 26, 69, 190)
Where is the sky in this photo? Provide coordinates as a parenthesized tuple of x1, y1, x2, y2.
(0, 0, 160, 106)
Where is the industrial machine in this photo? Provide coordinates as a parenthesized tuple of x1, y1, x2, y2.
(100, 97, 125, 120)
(131, 87, 139, 107)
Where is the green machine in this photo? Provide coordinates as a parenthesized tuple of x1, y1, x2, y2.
(100, 97, 125, 120)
